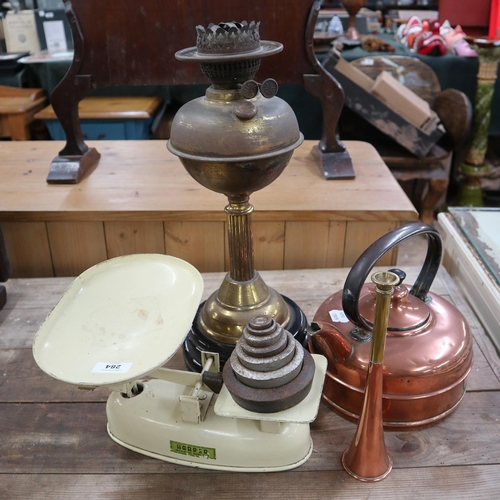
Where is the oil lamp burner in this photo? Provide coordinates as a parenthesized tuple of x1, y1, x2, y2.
(167, 21, 307, 371)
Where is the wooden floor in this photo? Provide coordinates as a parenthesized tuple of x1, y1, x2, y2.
(1, 266, 499, 499)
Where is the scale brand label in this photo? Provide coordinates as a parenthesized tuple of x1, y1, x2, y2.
(170, 440, 216, 460)
(91, 362, 132, 374)
(329, 309, 349, 323)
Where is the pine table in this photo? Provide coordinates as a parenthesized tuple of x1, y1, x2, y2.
(0, 140, 417, 278)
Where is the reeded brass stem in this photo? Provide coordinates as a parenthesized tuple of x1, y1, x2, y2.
(342, 270, 399, 482)
(225, 197, 255, 282)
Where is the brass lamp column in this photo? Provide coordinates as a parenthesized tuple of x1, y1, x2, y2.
(167, 21, 307, 371)
(226, 196, 254, 282)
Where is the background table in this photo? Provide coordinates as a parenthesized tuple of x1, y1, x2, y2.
(0, 140, 417, 278)
(1, 266, 499, 499)
(0, 86, 46, 140)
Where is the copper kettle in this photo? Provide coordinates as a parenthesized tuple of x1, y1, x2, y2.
(309, 222, 473, 429)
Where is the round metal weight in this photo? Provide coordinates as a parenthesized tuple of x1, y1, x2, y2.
(231, 335, 304, 387)
(222, 350, 315, 413)
(240, 328, 287, 357)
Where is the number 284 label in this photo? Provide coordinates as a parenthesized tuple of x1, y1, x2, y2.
(170, 440, 216, 460)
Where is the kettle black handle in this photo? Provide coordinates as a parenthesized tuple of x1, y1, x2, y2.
(342, 222, 442, 332)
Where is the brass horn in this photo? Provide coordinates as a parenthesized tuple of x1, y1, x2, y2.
(341, 270, 399, 482)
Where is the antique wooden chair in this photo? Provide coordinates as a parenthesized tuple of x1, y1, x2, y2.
(340, 56, 472, 223)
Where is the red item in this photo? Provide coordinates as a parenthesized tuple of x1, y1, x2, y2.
(439, 0, 491, 37)
(489, 0, 500, 39)
(414, 23, 448, 56)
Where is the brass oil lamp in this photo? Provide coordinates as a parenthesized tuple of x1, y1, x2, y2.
(167, 21, 306, 371)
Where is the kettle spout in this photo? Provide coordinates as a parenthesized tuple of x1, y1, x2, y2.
(309, 321, 353, 363)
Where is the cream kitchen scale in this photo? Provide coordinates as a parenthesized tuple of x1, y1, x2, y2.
(33, 254, 326, 472)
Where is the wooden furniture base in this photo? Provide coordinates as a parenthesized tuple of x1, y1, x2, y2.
(46, 147, 101, 184)
(311, 146, 355, 180)
(383, 145, 452, 225)
(304, 3, 355, 180)
(41, 96, 162, 183)
(0, 140, 417, 278)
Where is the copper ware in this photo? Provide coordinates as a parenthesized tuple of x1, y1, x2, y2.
(340, 0, 366, 40)
(309, 222, 474, 429)
(167, 21, 306, 371)
(342, 271, 398, 482)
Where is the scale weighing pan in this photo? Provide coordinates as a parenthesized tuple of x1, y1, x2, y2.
(33, 254, 204, 388)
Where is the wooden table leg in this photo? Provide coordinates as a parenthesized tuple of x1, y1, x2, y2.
(420, 177, 449, 224)
(7, 114, 30, 141)
(0, 227, 11, 310)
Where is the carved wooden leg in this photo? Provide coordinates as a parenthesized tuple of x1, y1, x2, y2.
(46, 1, 100, 184)
(303, 0, 355, 180)
(420, 178, 449, 225)
(304, 73, 355, 180)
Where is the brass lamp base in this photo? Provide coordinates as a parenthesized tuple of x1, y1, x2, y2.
(184, 294, 308, 372)
(199, 272, 291, 344)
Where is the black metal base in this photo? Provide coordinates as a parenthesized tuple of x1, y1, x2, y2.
(183, 295, 309, 372)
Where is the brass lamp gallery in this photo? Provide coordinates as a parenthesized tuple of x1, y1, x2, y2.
(167, 21, 307, 371)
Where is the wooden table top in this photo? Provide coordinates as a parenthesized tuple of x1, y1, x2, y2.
(34, 96, 162, 120)
(1, 266, 499, 499)
(0, 140, 417, 222)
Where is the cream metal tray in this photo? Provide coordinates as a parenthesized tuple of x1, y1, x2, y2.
(33, 254, 204, 388)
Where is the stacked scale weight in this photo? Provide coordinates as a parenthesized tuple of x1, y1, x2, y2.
(223, 315, 316, 413)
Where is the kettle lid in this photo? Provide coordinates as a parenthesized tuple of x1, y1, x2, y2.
(358, 274, 431, 334)
(342, 223, 442, 334)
